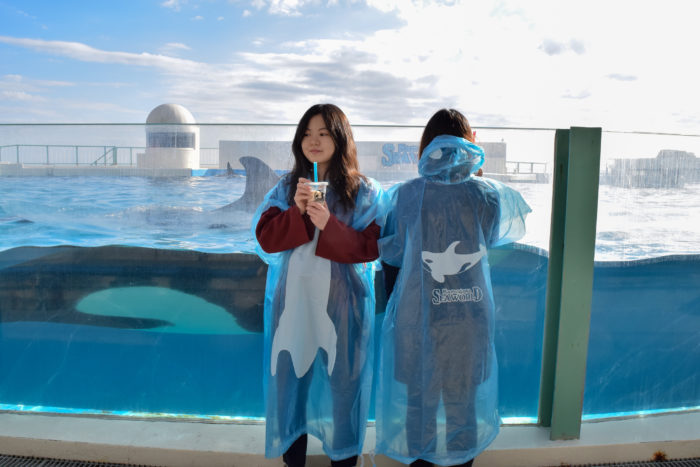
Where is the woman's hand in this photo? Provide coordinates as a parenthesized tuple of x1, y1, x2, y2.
(294, 177, 312, 214)
(306, 199, 330, 230)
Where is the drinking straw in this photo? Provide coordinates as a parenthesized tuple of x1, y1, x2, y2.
(313, 162, 318, 182)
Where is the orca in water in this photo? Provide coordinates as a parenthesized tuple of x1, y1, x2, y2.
(0, 245, 268, 333)
(206, 156, 280, 228)
(0, 157, 283, 332)
(0, 216, 33, 225)
(218, 156, 280, 213)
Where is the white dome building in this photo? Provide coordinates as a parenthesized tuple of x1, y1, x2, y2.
(138, 103, 200, 169)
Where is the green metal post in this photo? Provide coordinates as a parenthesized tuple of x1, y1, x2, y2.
(75, 146, 79, 166)
(538, 129, 570, 428)
(547, 127, 601, 440)
(46, 145, 50, 165)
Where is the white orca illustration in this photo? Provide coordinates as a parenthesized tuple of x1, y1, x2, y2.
(421, 241, 486, 283)
(270, 229, 337, 378)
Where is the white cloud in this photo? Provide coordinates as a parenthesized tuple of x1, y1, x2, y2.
(0, 36, 201, 73)
(607, 74, 637, 82)
(539, 38, 585, 56)
(160, 42, 192, 55)
(3, 74, 24, 82)
(252, 0, 323, 16)
(1, 73, 74, 90)
(562, 90, 591, 100)
(1, 90, 46, 102)
(161, 0, 185, 11)
(0, 74, 78, 113)
(348, 0, 700, 131)
(3, 0, 700, 132)
(15, 9, 36, 20)
(539, 39, 566, 56)
(569, 39, 585, 55)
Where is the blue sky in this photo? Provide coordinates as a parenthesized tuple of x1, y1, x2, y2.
(1, 0, 699, 133)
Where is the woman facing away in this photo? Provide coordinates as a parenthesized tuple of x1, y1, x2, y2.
(376, 108, 531, 467)
(253, 103, 387, 467)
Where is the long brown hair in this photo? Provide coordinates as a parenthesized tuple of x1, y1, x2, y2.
(288, 103, 365, 210)
(418, 108, 473, 159)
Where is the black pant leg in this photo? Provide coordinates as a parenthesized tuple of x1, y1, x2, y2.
(282, 434, 308, 467)
(410, 455, 474, 467)
(275, 351, 314, 447)
(405, 372, 441, 457)
(330, 455, 358, 467)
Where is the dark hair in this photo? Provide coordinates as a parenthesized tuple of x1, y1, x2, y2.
(418, 108, 473, 159)
(288, 103, 365, 210)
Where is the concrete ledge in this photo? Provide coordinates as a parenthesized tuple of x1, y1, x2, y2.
(1, 412, 698, 466)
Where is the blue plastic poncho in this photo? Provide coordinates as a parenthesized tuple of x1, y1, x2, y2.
(252, 174, 387, 460)
(376, 135, 531, 465)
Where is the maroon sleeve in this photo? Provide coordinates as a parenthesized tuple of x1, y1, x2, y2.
(256, 206, 315, 253)
(316, 216, 380, 263)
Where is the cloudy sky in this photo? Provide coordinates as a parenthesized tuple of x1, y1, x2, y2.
(1, 0, 699, 134)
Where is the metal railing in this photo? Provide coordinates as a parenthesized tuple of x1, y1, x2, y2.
(506, 160, 548, 174)
(0, 144, 220, 167)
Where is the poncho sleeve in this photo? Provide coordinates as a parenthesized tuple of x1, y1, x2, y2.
(352, 177, 390, 232)
(317, 216, 380, 263)
(319, 176, 389, 264)
(479, 177, 531, 247)
(256, 205, 314, 253)
(251, 177, 294, 266)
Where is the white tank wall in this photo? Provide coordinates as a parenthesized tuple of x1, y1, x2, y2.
(137, 147, 199, 169)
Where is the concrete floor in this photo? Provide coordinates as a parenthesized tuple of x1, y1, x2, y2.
(1, 411, 699, 466)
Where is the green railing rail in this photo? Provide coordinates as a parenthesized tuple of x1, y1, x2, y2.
(0, 144, 220, 167)
(539, 127, 602, 440)
(0, 144, 145, 166)
(91, 146, 119, 166)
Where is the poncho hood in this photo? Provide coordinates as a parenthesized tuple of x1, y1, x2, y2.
(418, 135, 485, 184)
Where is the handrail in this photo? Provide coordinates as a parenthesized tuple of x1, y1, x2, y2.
(91, 147, 117, 166)
(0, 144, 218, 167)
(506, 160, 548, 174)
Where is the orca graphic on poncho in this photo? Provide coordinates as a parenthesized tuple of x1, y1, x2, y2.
(421, 241, 486, 283)
(270, 230, 337, 378)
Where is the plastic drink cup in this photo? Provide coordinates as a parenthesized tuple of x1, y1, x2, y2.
(306, 181, 328, 203)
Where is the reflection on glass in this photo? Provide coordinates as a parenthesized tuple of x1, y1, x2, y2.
(584, 131, 700, 420)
